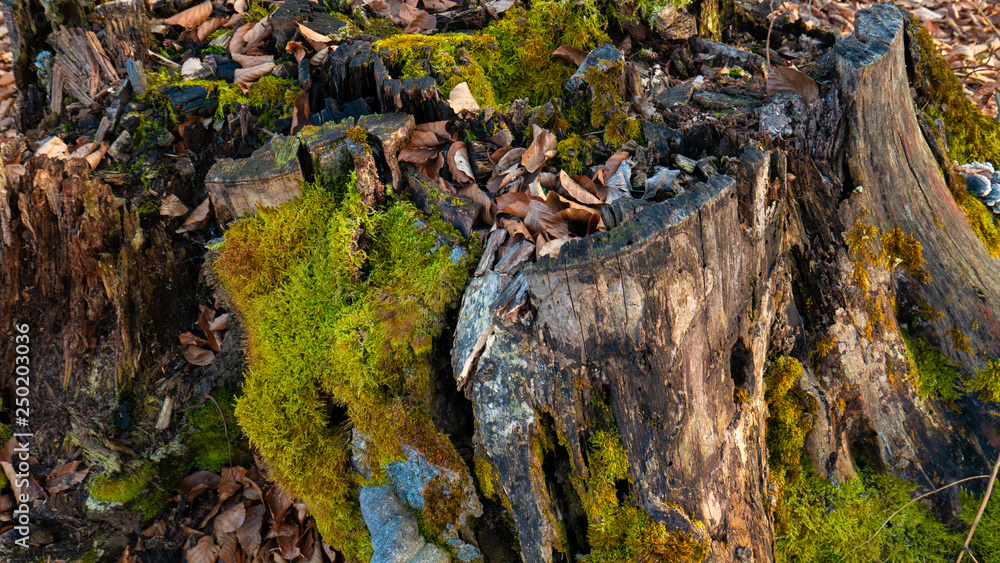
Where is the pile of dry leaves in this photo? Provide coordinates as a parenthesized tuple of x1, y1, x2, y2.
(119, 466, 336, 563)
(178, 303, 232, 368)
(797, 0, 1000, 117)
(0, 437, 89, 531)
(399, 116, 635, 259)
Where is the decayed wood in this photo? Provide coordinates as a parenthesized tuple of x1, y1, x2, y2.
(454, 161, 782, 562)
(403, 164, 481, 238)
(50, 27, 119, 107)
(358, 112, 415, 191)
(206, 135, 305, 223)
(94, 0, 151, 70)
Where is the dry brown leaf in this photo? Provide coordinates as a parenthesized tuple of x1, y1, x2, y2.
(140, 520, 167, 538)
(237, 504, 266, 554)
(447, 141, 476, 184)
(160, 194, 189, 217)
(217, 532, 241, 563)
(45, 461, 90, 493)
(197, 17, 225, 42)
(497, 192, 531, 218)
(179, 331, 208, 346)
(274, 521, 302, 560)
(559, 170, 602, 205)
(218, 467, 246, 501)
(186, 535, 219, 563)
(415, 120, 458, 142)
(183, 345, 215, 366)
(165, 1, 212, 28)
(178, 470, 221, 501)
(490, 146, 512, 164)
(296, 23, 332, 52)
(538, 236, 570, 259)
(243, 16, 272, 48)
(458, 184, 497, 223)
(176, 197, 213, 233)
(311, 46, 333, 67)
(229, 22, 252, 56)
(286, 40, 308, 62)
(232, 53, 273, 68)
(552, 45, 588, 66)
(208, 313, 230, 332)
(215, 503, 247, 533)
(499, 217, 531, 240)
(488, 128, 512, 147)
(265, 485, 294, 526)
(197, 305, 223, 352)
(233, 0, 247, 14)
(766, 64, 819, 105)
(524, 201, 570, 240)
(422, 0, 459, 11)
(233, 62, 275, 84)
(448, 81, 480, 114)
(403, 10, 437, 34)
(36, 136, 68, 158)
(520, 125, 557, 173)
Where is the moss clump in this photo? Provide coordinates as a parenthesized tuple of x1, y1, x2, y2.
(375, 1, 609, 108)
(422, 475, 468, 537)
(900, 327, 960, 404)
(764, 356, 819, 531)
(88, 462, 154, 503)
(959, 488, 1000, 560)
(881, 227, 930, 283)
(187, 387, 253, 472)
(557, 134, 596, 175)
(245, 0, 276, 23)
(584, 64, 643, 149)
(574, 399, 708, 562)
(776, 467, 962, 562)
(215, 173, 473, 559)
(968, 357, 1000, 403)
(140, 72, 301, 125)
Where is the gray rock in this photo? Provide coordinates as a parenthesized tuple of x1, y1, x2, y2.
(693, 91, 762, 112)
(965, 173, 992, 197)
(360, 486, 409, 534)
(408, 544, 450, 563)
(372, 515, 425, 563)
(655, 82, 694, 108)
(566, 44, 624, 92)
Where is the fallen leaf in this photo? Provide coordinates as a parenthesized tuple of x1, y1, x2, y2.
(36, 136, 68, 158)
(552, 45, 588, 66)
(403, 11, 437, 34)
(520, 125, 557, 173)
(422, 0, 459, 11)
(196, 17, 225, 42)
(286, 40, 308, 62)
(176, 197, 213, 233)
(486, 0, 516, 13)
(296, 23, 332, 52)
(488, 128, 512, 147)
(44, 461, 90, 493)
(160, 194, 190, 217)
(237, 504, 266, 554)
(197, 305, 223, 352)
(273, 520, 301, 560)
(179, 331, 208, 346)
(447, 141, 476, 184)
(177, 470, 221, 502)
(208, 313, 230, 332)
(183, 346, 215, 366)
(559, 170, 602, 205)
(291, 92, 310, 135)
(497, 192, 532, 218)
(448, 81, 480, 115)
(231, 53, 273, 68)
(243, 16, 271, 48)
(229, 22, 252, 56)
(215, 503, 247, 533)
(233, 62, 275, 84)
(524, 201, 570, 240)
(458, 184, 497, 223)
(218, 467, 246, 502)
(140, 520, 167, 538)
(415, 120, 458, 142)
(165, 1, 212, 28)
(217, 532, 240, 563)
(186, 535, 219, 563)
(264, 485, 294, 526)
(537, 236, 570, 259)
(766, 64, 819, 105)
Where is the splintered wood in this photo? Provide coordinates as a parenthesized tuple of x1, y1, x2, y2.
(799, 0, 1000, 117)
(0, 12, 14, 139)
(50, 27, 119, 109)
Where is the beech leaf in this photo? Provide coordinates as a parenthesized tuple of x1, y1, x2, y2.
(176, 197, 213, 233)
(214, 503, 247, 533)
(233, 62, 275, 85)
(766, 64, 819, 105)
(296, 23, 331, 52)
(160, 194, 189, 217)
(183, 346, 215, 366)
(521, 125, 557, 173)
(448, 81, 480, 115)
(552, 45, 588, 66)
(447, 141, 476, 184)
(237, 504, 266, 555)
(185, 536, 218, 563)
(165, 1, 211, 28)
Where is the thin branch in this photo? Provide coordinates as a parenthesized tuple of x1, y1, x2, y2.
(837, 474, 991, 563)
(957, 450, 1000, 563)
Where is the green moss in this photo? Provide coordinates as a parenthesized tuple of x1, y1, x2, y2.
(959, 488, 1000, 561)
(776, 467, 962, 562)
(584, 64, 643, 148)
(215, 173, 474, 559)
(900, 327, 960, 404)
(881, 227, 930, 283)
(187, 387, 253, 472)
(422, 475, 468, 537)
(88, 462, 154, 503)
(374, 1, 609, 108)
(474, 453, 501, 501)
(574, 398, 708, 562)
(80, 549, 97, 563)
(967, 357, 1000, 403)
(557, 135, 596, 175)
(245, 0, 276, 23)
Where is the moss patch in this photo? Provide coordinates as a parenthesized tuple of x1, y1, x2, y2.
(960, 488, 1000, 561)
(215, 172, 474, 559)
(574, 398, 708, 562)
(900, 327, 960, 404)
(776, 467, 962, 562)
(186, 387, 253, 473)
(374, 1, 609, 108)
(88, 462, 154, 503)
(967, 357, 1000, 403)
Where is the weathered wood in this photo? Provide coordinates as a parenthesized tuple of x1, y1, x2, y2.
(94, 0, 150, 71)
(454, 166, 780, 562)
(206, 135, 305, 223)
(50, 27, 119, 108)
(403, 164, 481, 238)
(358, 112, 415, 191)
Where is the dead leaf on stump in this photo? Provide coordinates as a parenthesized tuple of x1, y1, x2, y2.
(520, 125, 557, 173)
(183, 345, 215, 366)
(176, 197, 213, 233)
(448, 81, 480, 115)
(165, 0, 213, 28)
(160, 194, 189, 217)
(552, 45, 589, 66)
(766, 64, 819, 105)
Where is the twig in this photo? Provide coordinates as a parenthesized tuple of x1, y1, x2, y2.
(957, 449, 1000, 563)
(205, 393, 233, 469)
(837, 474, 991, 563)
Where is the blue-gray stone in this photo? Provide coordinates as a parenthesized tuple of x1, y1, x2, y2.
(360, 486, 409, 534)
(372, 516, 425, 563)
(408, 544, 450, 563)
(965, 173, 991, 197)
(566, 44, 624, 92)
